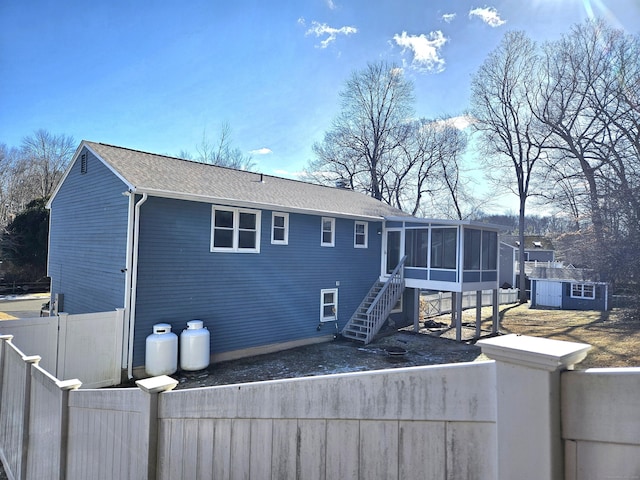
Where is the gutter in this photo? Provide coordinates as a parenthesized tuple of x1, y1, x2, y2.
(133, 187, 389, 222)
(126, 193, 148, 380)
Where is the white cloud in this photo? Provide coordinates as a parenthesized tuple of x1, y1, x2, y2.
(249, 147, 272, 155)
(469, 7, 506, 27)
(305, 21, 358, 48)
(273, 169, 306, 179)
(326, 0, 337, 10)
(393, 31, 448, 73)
(434, 115, 476, 131)
(442, 13, 457, 23)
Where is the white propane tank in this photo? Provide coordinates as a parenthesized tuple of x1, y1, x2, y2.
(179, 320, 210, 371)
(145, 323, 178, 376)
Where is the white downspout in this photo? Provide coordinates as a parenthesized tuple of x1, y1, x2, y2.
(127, 193, 148, 380)
(121, 192, 135, 369)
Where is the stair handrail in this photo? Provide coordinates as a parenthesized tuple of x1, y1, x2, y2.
(366, 256, 407, 315)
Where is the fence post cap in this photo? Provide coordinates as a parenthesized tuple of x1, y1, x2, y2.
(478, 334, 591, 371)
(56, 379, 82, 390)
(22, 354, 41, 364)
(136, 375, 179, 393)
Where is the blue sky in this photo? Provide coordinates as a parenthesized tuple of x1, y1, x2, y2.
(1, 0, 639, 183)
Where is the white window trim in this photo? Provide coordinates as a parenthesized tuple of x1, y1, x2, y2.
(271, 212, 289, 245)
(571, 283, 595, 299)
(320, 288, 338, 322)
(321, 217, 335, 247)
(354, 221, 368, 248)
(210, 206, 261, 253)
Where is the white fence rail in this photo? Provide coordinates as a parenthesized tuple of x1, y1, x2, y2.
(0, 309, 124, 389)
(1, 333, 638, 479)
(422, 288, 518, 317)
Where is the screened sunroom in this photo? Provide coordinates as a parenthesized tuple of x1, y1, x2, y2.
(382, 217, 499, 291)
(381, 217, 501, 340)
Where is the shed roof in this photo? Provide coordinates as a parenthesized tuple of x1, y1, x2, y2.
(65, 141, 410, 220)
(529, 266, 602, 283)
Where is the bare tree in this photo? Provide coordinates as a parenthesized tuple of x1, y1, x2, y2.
(535, 20, 640, 282)
(0, 144, 20, 227)
(20, 129, 75, 199)
(432, 120, 472, 220)
(309, 61, 468, 214)
(309, 61, 415, 203)
(185, 122, 255, 170)
(382, 118, 454, 215)
(470, 31, 549, 302)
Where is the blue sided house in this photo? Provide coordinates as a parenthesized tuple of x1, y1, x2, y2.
(47, 141, 501, 378)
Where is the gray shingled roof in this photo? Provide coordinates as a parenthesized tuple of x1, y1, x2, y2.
(84, 141, 409, 219)
(502, 235, 554, 250)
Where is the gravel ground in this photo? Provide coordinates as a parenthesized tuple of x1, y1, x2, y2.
(159, 326, 490, 390)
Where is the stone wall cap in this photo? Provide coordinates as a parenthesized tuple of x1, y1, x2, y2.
(478, 334, 591, 371)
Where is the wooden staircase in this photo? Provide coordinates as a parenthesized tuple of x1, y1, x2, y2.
(341, 256, 406, 344)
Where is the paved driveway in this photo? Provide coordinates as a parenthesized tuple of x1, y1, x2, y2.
(0, 295, 48, 319)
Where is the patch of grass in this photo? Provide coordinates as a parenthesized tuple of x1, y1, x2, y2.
(452, 303, 640, 369)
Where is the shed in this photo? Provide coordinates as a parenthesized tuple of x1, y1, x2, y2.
(529, 266, 609, 311)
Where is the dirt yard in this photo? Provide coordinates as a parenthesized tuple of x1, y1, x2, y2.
(121, 302, 639, 391)
(170, 330, 485, 390)
(464, 302, 640, 369)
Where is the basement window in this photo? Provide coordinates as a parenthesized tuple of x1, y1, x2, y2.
(320, 288, 338, 322)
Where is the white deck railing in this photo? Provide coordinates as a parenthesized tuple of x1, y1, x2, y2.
(422, 288, 519, 318)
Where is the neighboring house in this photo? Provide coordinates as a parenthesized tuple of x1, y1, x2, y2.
(502, 235, 562, 296)
(529, 266, 609, 311)
(47, 141, 501, 378)
(502, 235, 555, 262)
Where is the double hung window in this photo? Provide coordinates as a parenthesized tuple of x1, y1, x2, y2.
(211, 207, 261, 253)
(271, 212, 289, 245)
(321, 217, 335, 247)
(320, 289, 338, 322)
(354, 221, 368, 248)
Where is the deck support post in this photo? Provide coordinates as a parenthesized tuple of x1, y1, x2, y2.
(475, 291, 482, 339)
(412, 288, 421, 333)
(492, 289, 499, 334)
(454, 291, 463, 342)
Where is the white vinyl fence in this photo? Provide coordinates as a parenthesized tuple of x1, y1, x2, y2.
(1, 332, 638, 480)
(0, 309, 124, 388)
(422, 288, 518, 318)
